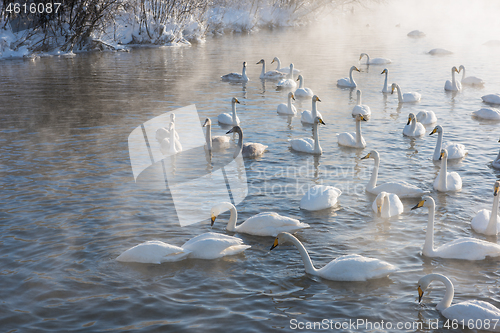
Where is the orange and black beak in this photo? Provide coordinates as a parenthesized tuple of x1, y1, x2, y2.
(429, 128, 437, 136)
(211, 214, 216, 226)
(270, 238, 279, 251)
(495, 186, 499, 197)
(411, 200, 425, 210)
(418, 286, 424, 303)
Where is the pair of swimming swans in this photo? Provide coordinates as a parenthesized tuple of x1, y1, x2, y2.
(256, 59, 287, 80)
(418, 273, 500, 329)
(429, 125, 467, 160)
(270, 232, 397, 281)
(412, 196, 500, 260)
(271, 57, 301, 75)
(361, 150, 429, 198)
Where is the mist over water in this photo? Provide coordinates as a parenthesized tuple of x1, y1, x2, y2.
(1, 0, 500, 331)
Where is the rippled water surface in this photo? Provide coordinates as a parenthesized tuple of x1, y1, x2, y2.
(2, 6, 500, 333)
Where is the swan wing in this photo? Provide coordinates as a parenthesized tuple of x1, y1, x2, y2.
(482, 94, 500, 104)
(277, 79, 297, 88)
(263, 70, 287, 80)
(295, 88, 314, 98)
(116, 240, 190, 264)
(337, 78, 355, 87)
(289, 138, 314, 153)
(182, 232, 250, 259)
(238, 212, 309, 236)
(300, 185, 342, 211)
(442, 301, 500, 327)
(441, 142, 467, 159)
(416, 110, 437, 124)
(243, 143, 267, 158)
(337, 132, 356, 147)
(318, 254, 397, 281)
(462, 76, 484, 85)
(472, 108, 500, 120)
(221, 73, 244, 81)
(435, 238, 500, 260)
(370, 181, 428, 198)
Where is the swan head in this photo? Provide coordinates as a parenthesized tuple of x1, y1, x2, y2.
(361, 150, 379, 160)
(210, 202, 233, 226)
(459, 65, 465, 73)
(494, 181, 500, 196)
(375, 192, 388, 213)
(270, 232, 292, 250)
(429, 125, 443, 136)
(226, 126, 242, 135)
(391, 83, 398, 94)
(168, 122, 175, 131)
(350, 66, 361, 73)
(381, 68, 388, 74)
(406, 113, 416, 125)
(417, 274, 434, 303)
(439, 148, 448, 160)
(451, 66, 459, 73)
(314, 117, 326, 125)
(356, 89, 361, 97)
(312, 95, 321, 103)
(243, 62, 247, 67)
(170, 113, 176, 122)
(296, 75, 303, 82)
(411, 195, 435, 211)
(203, 118, 211, 127)
(271, 57, 279, 64)
(231, 97, 240, 105)
(288, 92, 295, 100)
(356, 114, 367, 122)
(359, 53, 368, 60)
(256, 59, 265, 65)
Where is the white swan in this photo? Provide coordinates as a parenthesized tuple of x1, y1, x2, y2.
(459, 65, 484, 86)
(116, 232, 250, 263)
(416, 110, 437, 125)
(295, 75, 314, 98)
(277, 64, 297, 89)
(391, 83, 421, 103)
(277, 92, 297, 115)
(337, 66, 360, 88)
(403, 113, 425, 137)
(337, 114, 367, 148)
(472, 107, 500, 120)
(221, 62, 249, 82)
(226, 126, 267, 159)
(271, 57, 300, 75)
(270, 232, 397, 281)
(156, 113, 181, 151)
(361, 150, 429, 198)
(429, 125, 467, 161)
(352, 89, 371, 119)
(381, 68, 391, 93)
(256, 59, 286, 80)
(210, 202, 309, 237)
(372, 191, 403, 218)
(300, 185, 342, 211)
(407, 30, 425, 38)
(482, 94, 500, 105)
(289, 116, 325, 154)
(159, 122, 182, 155)
(494, 138, 500, 170)
(202, 118, 230, 151)
(433, 149, 462, 192)
(418, 273, 500, 331)
(218, 97, 241, 126)
(444, 66, 461, 91)
(471, 181, 500, 235)
(428, 48, 453, 55)
(301, 95, 323, 124)
(411, 196, 500, 260)
(359, 53, 392, 65)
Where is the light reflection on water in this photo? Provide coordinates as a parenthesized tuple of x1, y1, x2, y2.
(1, 5, 500, 332)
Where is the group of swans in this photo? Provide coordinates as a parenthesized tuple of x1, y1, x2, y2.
(156, 113, 182, 155)
(418, 273, 500, 331)
(222, 57, 301, 83)
(476, 93, 500, 120)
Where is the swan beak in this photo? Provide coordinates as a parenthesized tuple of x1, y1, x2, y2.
(271, 59, 275, 64)
(355, 67, 360, 72)
(226, 127, 234, 134)
(203, 119, 209, 127)
(270, 238, 279, 251)
(429, 128, 437, 136)
(439, 152, 444, 160)
(411, 200, 425, 210)
(319, 118, 326, 125)
(291, 93, 295, 100)
(391, 88, 395, 94)
(455, 67, 459, 73)
(361, 153, 371, 160)
(316, 96, 321, 102)
(234, 98, 240, 104)
(418, 286, 424, 303)
(495, 186, 498, 196)
(360, 115, 367, 121)
(211, 214, 216, 226)
(381, 70, 386, 74)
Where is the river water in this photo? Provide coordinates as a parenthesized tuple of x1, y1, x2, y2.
(1, 4, 500, 332)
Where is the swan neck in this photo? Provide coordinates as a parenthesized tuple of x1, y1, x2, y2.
(312, 99, 317, 118)
(275, 59, 281, 70)
(313, 121, 321, 154)
(461, 68, 466, 80)
(225, 203, 238, 232)
(428, 274, 454, 311)
(355, 118, 362, 145)
(438, 155, 448, 190)
(423, 202, 436, 256)
(205, 123, 212, 150)
(234, 127, 243, 159)
(383, 72, 388, 92)
(356, 92, 361, 105)
(451, 69, 456, 86)
(298, 76, 304, 88)
(433, 131, 443, 160)
(486, 191, 500, 234)
(260, 62, 265, 77)
(242, 65, 247, 80)
(410, 118, 417, 132)
(349, 67, 355, 85)
(169, 124, 176, 153)
(368, 156, 380, 189)
(287, 95, 292, 110)
(231, 102, 237, 125)
(396, 85, 403, 102)
(285, 234, 317, 274)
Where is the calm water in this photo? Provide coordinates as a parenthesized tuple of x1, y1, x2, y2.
(1, 7, 500, 333)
